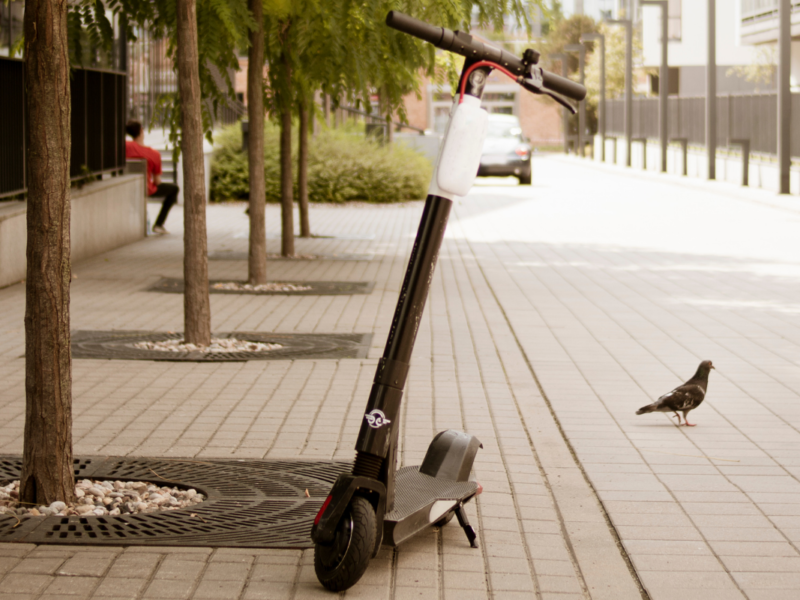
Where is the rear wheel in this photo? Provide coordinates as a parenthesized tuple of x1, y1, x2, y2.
(314, 495, 376, 591)
(517, 167, 532, 185)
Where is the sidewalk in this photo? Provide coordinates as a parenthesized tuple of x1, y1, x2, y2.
(1, 155, 799, 599)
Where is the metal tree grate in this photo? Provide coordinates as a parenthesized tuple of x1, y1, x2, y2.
(71, 331, 372, 362)
(0, 456, 351, 548)
(148, 278, 375, 296)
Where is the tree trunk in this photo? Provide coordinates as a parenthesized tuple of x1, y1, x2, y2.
(176, 0, 211, 346)
(298, 96, 310, 238)
(386, 114, 393, 144)
(280, 104, 295, 255)
(279, 55, 294, 257)
(20, 0, 75, 507)
(246, 0, 267, 284)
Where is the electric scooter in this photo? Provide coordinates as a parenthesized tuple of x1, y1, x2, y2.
(310, 11, 586, 592)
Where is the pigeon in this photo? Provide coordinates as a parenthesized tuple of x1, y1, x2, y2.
(636, 360, 715, 427)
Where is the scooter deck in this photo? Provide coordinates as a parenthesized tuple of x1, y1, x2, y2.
(383, 465, 478, 547)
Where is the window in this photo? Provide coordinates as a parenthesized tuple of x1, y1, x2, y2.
(668, 0, 681, 41)
(430, 86, 518, 133)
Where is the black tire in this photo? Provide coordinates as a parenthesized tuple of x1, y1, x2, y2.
(314, 496, 376, 592)
(518, 167, 532, 185)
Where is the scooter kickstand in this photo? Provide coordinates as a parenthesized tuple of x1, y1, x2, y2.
(454, 504, 479, 548)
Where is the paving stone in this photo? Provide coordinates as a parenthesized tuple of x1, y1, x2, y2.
(241, 581, 293, 600)
(4, 163, 800, 598)
(153, 559, 204, 581)
(10, 558, 64, 575)
(43, 576, 99, 596)
(200, 562, 250, 581)
(141, 578, 196, 600)
(394, 569, 437, 588)
(91, 577, 149, 599)
(57, 554, 115, 577)
(0, 557, 20, 575)
(192, 578, 245, 599)
(393, 587, 438, 600)
(0, 574, 52, 595)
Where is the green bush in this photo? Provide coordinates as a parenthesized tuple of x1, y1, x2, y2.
(210, 121, 432, 203)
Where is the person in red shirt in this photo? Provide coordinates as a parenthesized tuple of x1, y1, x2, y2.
(125, 120, 180, 234)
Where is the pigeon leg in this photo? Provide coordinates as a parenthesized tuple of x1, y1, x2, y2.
(672, 412, 682, 425)
(682, 411, 696, 427)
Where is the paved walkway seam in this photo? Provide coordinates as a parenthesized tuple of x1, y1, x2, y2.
(471, 247, 649, 600)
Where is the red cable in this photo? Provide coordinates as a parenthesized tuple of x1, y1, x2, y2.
(458, 60, 519, 104)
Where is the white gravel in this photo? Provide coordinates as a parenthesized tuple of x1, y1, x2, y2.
(0, 479, 204, 517)
(266, 253, 319, 260)
(211, 281, 313, 292)
(132, 338, 282, 353)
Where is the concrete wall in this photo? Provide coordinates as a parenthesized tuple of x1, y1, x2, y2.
(0, 174, 146, 289)
(595, 134, 800, 194)
(0, 203, 28, 288)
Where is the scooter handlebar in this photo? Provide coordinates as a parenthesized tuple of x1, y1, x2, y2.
(385, 10, 446, 47)
(385, 11, 587, 102)
(541, 71, 587, 101)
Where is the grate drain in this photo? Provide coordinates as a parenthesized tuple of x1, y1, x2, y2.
(0, 456, 351, 548)
(148, 278, 375, 296)
(71, 331, 372, 362)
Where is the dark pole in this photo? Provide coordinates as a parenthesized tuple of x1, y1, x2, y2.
(707, 0, 716, 180)
(551, 52, 569, 154)
(581, 33, 606, 161)
(777, 0, 791, 194)
(119, 14, 128, 73)
(565, 44, 586, 157)
(607, 19, 632, 166)
(642, 1, 668, 172)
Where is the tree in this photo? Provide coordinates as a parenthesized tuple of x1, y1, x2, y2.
(247, 0, 268, 282)
(541, 13, 599, 135)
(262, 0, 532, 249)
(297, 97, 311, 238)
(584, 22, 644, 112)
(726, 44, 776, 92)
(111, 0, 252, 340)
(175, 0, 212, 346)
(16, 0, 252, 505)
(20, 0, 75, 506)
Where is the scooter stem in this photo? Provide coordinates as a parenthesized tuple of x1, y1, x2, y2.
(353, 194, 453, 511)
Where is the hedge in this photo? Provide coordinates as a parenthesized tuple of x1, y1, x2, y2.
(210, 121, 432, 203)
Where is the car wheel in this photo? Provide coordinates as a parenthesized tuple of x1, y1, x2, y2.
(517, 168, 532, 185)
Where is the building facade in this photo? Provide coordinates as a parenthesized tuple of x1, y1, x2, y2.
(639, 0, 799, 96)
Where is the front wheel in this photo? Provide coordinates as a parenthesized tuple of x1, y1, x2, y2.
(314, 495, 376, 591)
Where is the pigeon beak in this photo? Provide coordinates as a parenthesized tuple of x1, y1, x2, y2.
(711, 365, 715, 369)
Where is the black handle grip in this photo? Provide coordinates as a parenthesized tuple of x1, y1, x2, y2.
(541, 70, 587, 101)
(385, 11, 444, 47)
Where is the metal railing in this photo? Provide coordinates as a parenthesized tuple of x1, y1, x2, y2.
(605, 93, 800, 157)
(0, 57, 127, 199)
(127, 27, 245, 131)
(741, 0, 800, 22)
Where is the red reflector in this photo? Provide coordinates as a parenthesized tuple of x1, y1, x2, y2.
(515, 147, 529, 157)
(476, 483, 483, 495)
(314, 495, 332, 525)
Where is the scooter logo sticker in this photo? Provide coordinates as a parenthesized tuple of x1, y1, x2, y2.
(365, 409, 391, 429)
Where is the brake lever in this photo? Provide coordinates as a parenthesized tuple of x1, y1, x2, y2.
(517, 67, 578, 115)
